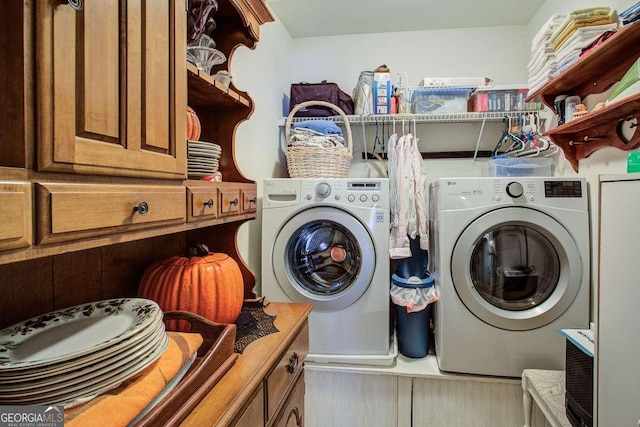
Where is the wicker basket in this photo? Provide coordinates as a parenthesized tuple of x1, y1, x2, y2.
(285, 100, 353, 178)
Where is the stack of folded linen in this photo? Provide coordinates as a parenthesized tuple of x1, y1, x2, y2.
(554, 23, 618, 74)
(620, 1, 640, 25)
(550, 7, 619, 75)
(528, 13, 566, 96)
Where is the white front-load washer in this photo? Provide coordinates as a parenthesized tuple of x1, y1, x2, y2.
(429, 177, 590, 377)
(261, 178, 394, 365)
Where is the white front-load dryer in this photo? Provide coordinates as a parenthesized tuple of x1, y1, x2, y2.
(429, 177, 590, 377)
(261, 178, 394, 365)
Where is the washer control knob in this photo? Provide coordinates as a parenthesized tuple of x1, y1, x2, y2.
(360, 194, 368, 202)
(347, 194, 356, 202)
(506, 182, 524, 198)
(316, 182, 331, 198)
(372, 195, 380, 202)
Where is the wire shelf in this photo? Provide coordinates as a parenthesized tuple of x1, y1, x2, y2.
(278, 111, 543, 126)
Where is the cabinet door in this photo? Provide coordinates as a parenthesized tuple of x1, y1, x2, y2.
(597, 177, 640, 426)
(274, 373, 304, 427)
(36, 0, 186, 179)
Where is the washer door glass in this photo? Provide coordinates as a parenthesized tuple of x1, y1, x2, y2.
(273, 207, 376, 311)
(451, 207, 583, 331)
(289, 221, 360, 295)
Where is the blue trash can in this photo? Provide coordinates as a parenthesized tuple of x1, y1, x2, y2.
(392, 273, 434, 358)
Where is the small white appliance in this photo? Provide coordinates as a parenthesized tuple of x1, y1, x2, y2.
(261, 178, 395, 365)
(429, 177, 590, 377)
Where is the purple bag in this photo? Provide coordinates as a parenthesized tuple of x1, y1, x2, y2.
(290, 81, 355, 117)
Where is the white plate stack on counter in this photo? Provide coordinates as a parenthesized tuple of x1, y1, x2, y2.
(0, 298, 167, 408)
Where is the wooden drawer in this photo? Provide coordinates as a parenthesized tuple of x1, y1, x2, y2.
(272, 373, 304, 427)
(186, 185, 218, 222)
(233, 384, 264, 427)
(0, 182, 33, 251)
(241, 188, 257, 213)
(266, 320, 309, 423)
(36, 182, 185, 244)
(219, 187, 241, 217)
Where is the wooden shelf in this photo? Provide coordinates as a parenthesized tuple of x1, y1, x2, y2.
(187, 64, 251, 110)
(527, 22, 640, 109)
(546, 94, 640, 172)
(526, 22, 640, 171)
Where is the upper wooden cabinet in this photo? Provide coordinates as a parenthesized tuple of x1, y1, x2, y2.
(35, 1, 187, 179)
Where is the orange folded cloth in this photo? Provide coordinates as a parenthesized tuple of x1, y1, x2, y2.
(64, 331, 203, 427)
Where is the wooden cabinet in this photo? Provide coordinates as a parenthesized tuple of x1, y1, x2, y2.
(596, 175, 640, 426)
(180, 302, 312, 427)
(0, 182, 32, 251)
(0, 0, 273, 326)
(35, 0, 187, 179)
(273, 374, 305, 427)
(527, 22, 640, 172)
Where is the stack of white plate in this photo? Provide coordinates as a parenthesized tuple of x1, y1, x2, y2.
(0, 298, 167, 408)
(188, 140, 222, 178)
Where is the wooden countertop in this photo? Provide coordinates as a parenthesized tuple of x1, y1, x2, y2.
(180, 301, 312, 426)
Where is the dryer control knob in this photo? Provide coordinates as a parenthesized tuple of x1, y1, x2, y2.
(316, 182, 331, 198)
(506, 182, 524, 198)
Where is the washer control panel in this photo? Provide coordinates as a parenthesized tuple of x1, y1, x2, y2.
(300, 179, 388, 209)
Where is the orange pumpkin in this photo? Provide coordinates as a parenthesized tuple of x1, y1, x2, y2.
(186, 106, 202, 141)
(138, 243, 244, 331)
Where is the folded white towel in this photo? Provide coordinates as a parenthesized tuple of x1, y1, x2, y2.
(532, 13, 567, 50)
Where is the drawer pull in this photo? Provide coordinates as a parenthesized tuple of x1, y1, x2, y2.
(66, 0, 83, 10)
(204, 198, 214, 209)
(133, 201, 149, 216)
(286, 352, 299, 374)
(230, 198, 239, 206)
(286, 407, 302, 426)
(249, 197, 257, 204)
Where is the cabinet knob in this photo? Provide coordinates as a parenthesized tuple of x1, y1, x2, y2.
(286, 351, 299, 373)
(133, 201, 149, 216)
(249, 197, 257, 204)
(204, 198, 214, 209)
(230, 198, 238, 206)
(66, 0, 83, 10)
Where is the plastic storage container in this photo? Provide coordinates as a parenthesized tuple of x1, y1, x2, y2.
(391, 237, 435, 358)
(410, 88, 472, 114)
(485, 157, 554, 177)
(392, 274, 434, 358)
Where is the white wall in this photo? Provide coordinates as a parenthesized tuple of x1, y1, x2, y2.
(233, 0, 636, 306)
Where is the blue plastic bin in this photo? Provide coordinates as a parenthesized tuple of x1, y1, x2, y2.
(392, 273, 434, 358)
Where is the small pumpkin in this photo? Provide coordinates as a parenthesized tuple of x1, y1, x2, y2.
(186, 106, 202, 141)
(138, 243, 244, 331)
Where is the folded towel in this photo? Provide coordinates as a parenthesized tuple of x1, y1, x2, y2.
(549, 7, 611, 44)
(64, 332, 203, 427)
(293, 119, 343, 136)
(553, 15, 617, 50)
(531, 13, 567, 50)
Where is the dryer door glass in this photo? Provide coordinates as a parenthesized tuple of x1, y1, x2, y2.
(287, 220, 361, 295)
(451, 206, 583, 330)
(470, 225, 560, 311)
